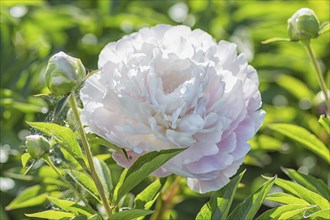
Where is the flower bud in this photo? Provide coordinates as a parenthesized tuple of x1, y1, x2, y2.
(288, 8, 320, 41)
(45, 52, 86, 96)
(25, 135, 50, 159)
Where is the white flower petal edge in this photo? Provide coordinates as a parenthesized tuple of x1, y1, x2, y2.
(80, 24, 265, 193)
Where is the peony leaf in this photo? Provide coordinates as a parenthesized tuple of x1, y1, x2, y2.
(256, 204, 315, 220)
(264, 176, 329, 210)
(116, 148, 185, 203)
(134, 178, 165, 210)
(88, 214, 103, 220)
(228, 176, 276, 220)
(305, 208, 330, 219)
(21, 152, 31, 168)
(268, 123, 330, 164)
(47, 196, 94, 216)
(249, 135, 283, 151)
(93, 157, 113, 198)
(25, 210, 74, 219)
(87, 133, 122, 152)
(196, 170, 245, 220)
(27, 122, 86, 168)
(110, 209, 154, 220)
(319, 115, 330, 135)
(282, 168, 330, 200)
(67, 170, 100, 202)
(5, 185, 57, 210)
(276, 74, 314, 101)
(266, 192, 309, 205)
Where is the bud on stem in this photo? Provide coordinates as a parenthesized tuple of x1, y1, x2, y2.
(25, 135, 50, 159)
(288, 8, 320, 41)
(45, 52, 86, 96)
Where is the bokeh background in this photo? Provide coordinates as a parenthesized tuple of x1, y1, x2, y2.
(1, 0, 329, 219)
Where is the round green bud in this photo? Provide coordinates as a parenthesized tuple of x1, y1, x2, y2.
(288, 8, 320, 41)
(25, 135, 50, 159)
(45, 52, 86, 96)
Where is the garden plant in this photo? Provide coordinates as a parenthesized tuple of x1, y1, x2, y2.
(1, 1, 329, 220)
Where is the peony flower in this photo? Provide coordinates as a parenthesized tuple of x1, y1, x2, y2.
(80, 25, 265, 193)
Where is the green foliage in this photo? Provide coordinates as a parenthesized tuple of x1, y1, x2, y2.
(6, 185, 59, 210)
(264, 168, 330, 219)
(115, 148, 185, 203)
(228, 176, 277, 220)
(196, 172, 277, 220)
(134, 179, 165, 210)
(1, 0, 329, 219)
(268, 123, 330, 164)
(109, 209, 154, 220)
(196, 170, 245, 220)
(25, 210, 74, 219)
(27, 122, 86, 168)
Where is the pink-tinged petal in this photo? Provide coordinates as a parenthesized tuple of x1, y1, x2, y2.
(81, 25, 265, 193)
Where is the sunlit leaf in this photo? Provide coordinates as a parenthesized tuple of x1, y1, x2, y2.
(25, 210, 74, 219)
(93, 157, 113, 198)
(319, 115, 330, 135)
(5, 185, 57, 210)
(256, 204, 315, 220)
(276, 74, 314, 100)
(134, 178, 165, 210)
(228, 176, 276, 220)
(67, 170, 100, 202)
(264, 177, 329, 210)
(305, 208, 330, 219)
(266, 192, 309, 205)
(268, 123, 330, 164)
(196, 170, 245, 220)
(282, 168, 330, 200)
(27, 122, 86, 168)
(116, 148, 185, 203)
(110, 209, 154, 220)
(47, 196, 94, 216)
(21, 153, 31, 168)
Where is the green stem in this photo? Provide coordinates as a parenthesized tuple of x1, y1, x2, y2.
(303, 40, 330, 115)
(68, 93, 112, 219)
(43, 155, 95, 212)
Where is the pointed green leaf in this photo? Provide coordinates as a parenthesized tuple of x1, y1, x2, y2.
(256, 204, 315, 220)
(276, 74, 314, 100)
(67, 170, 100, 202)
(282, 168, 330, 200)
(228, 176, 276, 220)
(265, 177, 329, 209)
(266, 192, 309, 205)
(88, 214, 103, 220)
(27, 122, 86, 168)
(5, 185, 57, 210)
(268, 124, 330, 164)
(319, 115, 330, 135)
(25, 210, 74, 219)
(196, 170, 245, 220)
(110, 209, 154, 220)
(47, 196, 94, 216)
(87, 133, 122, 152)
(116, 148, 185, 202)
(134, 178, 165, 210)
(21, 153, 31, 168)
(305, 208, 330, 219)
(94, 157, 113, 198)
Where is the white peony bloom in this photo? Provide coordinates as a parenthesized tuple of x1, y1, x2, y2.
(80, 25, 265, 193)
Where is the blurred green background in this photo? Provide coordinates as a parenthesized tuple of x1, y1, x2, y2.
(1, 0, 329, 219)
